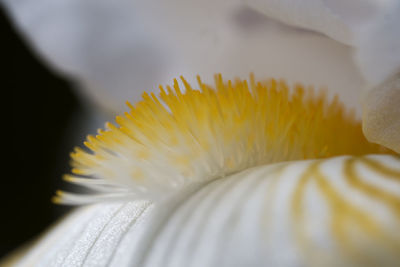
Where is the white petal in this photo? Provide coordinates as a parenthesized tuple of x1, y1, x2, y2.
(352, 1, 400, 87)
(246, 0, 400, 86)
(3, 0, 364, 114)
(363, 75, 400, 153)
(10, 155, 400, 267)
(350, 6, 400, 152)
(245, 0, 393, 45)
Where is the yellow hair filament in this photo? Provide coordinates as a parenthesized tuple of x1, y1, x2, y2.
(54, 74, 390, 204)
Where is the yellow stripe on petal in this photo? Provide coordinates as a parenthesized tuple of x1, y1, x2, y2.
(290, 155, 400, 267)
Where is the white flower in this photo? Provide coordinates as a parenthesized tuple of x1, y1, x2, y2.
(2, 1, 400, 266)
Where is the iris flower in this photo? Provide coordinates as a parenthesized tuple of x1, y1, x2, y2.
(3, 0, 400, 266)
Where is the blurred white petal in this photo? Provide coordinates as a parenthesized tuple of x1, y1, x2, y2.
(10, 155, 400, 267)
(246, 0, 399, 86)
(352, 1, 400, 87)
(246, 0, 354, 44)
(3, 0, 365, 114)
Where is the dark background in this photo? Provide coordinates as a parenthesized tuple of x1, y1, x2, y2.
(3, 8, 80, 258)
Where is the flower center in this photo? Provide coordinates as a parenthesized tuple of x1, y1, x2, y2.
(54, 74, 389, 204)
